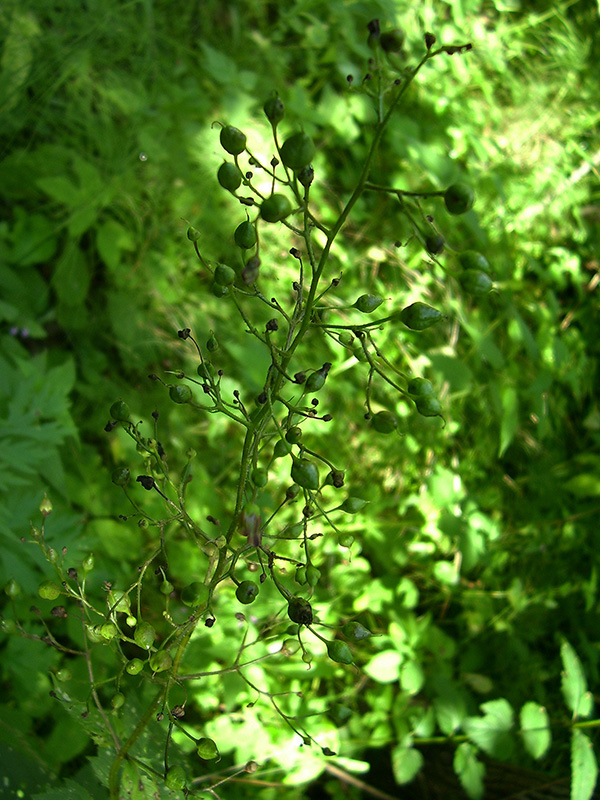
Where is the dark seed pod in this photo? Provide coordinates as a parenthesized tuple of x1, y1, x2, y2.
(242, 255, 261, 284)
(280, 132, 315, 172)
(217, 162, 243, 192)
(234, 220, 257, 249)
(110, 400, 130, 421)
(288, 596, 313, 625)
(425, 233, 445, 255)
(297, 164, 314, 188)
(220, 125, 246, 155)
(235, 580, 259, 605)
(380, 28, 405, 52)
(399, 302, 443, 330)
(444, 182, 474, 215)
(263, 93, 285, 126)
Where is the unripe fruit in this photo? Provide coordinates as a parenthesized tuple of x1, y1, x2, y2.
(187, 226, 201, 241)
(380, 28, 406, 52)
(342, 621, 373, 640)
(111, 692, 125, 709)
(56, 668, 72, 682)
(297, 164, 315, 188)
(291, 458, 319, 490)
(165, 766, 187, 791)
(234, 220, 257, 249)
(100, 622, 118, 640)
(273, 439, 293, 459)
(242, 255, 261, 284)
(295, 566, 307, 585)
(399, 302, 443, 330)
(160, 580, 174, 596)
(134, 621, 156, 650)
(4, 579, 20, 598)
(169, 385, 192, 404)
(214, 263, 236, 286)
(444, 182, 475, 215)
(288, 596, 313, 625)
(407, 377, 435, 396)
(220, 125, 246, 155)
(149, 650, 172, 672)
(235, 581, 259, 605)
(196, 737, 219, 760)
(211, 281, 228, 297)
(286, 483, 301, 500)
(280, 132, 315, 172)
(126, 658, 144, 675)
(415, 395, 443, 418)
(305, 362, 331, 393)
(354, 294, 383, 313)
(251, 467, 268, 488)
(112, 467, 130, 487)
(181, 582, 210, 608)
(207, 333, 218, 352)
(459, 269, 493, 295)
(260, 194, 292, 222)
(38, 580, 61, 600)
(458, 250, 490, 272)
(285, 426, 302, 444)
(337, 533, 355, 548)
(425, 233, 445, 255)
(110, 400, 130, 421)
(370, 410, 397, 434)
(263, 93, 285, 125)
(197, 362, 214, 381)
(82, 553, 95, 572)
(340, 496, 368, 514)
(327, 639, 353, 664)
(217, 162, 242, 192)
(306, 565, 320, 588)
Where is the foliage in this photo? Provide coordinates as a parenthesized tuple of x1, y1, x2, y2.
(1, 1, 600, 799)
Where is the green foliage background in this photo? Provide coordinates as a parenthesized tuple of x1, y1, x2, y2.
(1, 0, 599, 798)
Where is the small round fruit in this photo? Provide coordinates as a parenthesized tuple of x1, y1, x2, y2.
(327, 640, 353, 664)
(214, 263, 236, 286)
(56, 668, 72, 682)
(110, 400, 130, 421)
(458, 250, 490, 272)
(165, 765, 187, 791)
(415, 395, 443, 418)
(126, 658, 144, 675)
(260, 194, 292, 223)
(399, 302, 443, 331)
(235, 581, 259, 605)
(354, 294, 383, 313)
(306, 565, 320, 588)
(340, 496, 368, 514)
(251, 468, 268, 488)
(4, 579, 21, 598)
(217, 162, 242, 192)
(149, 650, 172, 673)
(444, 183, 475, 215)
(380, 28, 405, 52)
(181, 582, 210, 608)
(285, 426, 302, 444)
(291, 458, 319, 490)
(370, 411, 397, 434)
(38, 580, 61, 601)
(220, 125, 246, 155)
(425, 233, 445, 255)
(100, 622, 118, 640)
(196, 737, 219, 760)
(169, 385, 192, 404)
(342, 621, 373, 640)
(288, 596, 313, 625)
(111, 692, 125, 710)
(273, 439, 293, 459)
(160, 580, 174, 596)
(280, 132, 315, 172)
(134, 621, 156, 650)
(234, 220, 257, 249)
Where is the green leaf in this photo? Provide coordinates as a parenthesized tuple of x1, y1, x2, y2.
(520, 702, 551, 759)
(363, 650, 403, 683)
(400, 660, 425, 695)
(560, 640, 594, 719)
(433, 681, 468, 735)
(499, 385, 518, 456)
(53, 240, 91, 307)
(463, 698, 515, 760)
(571, 730, 598, 800)
(454, 742, 486, 800)
(391, 745, 424, 784)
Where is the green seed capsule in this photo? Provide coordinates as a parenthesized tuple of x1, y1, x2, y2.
(274, 439, 293, 459)
(217, 162, 243, 192)
(165, 766, 187, 791)
(56, 668, 72, 682)
(295, 566, 307, 585)
(260, 194, 292, 222)
(100, 622, 118, 640)
(342, 621, 373, 640)
(370, 411, 397, 434)
(112, 467, 130, 487)
(354, 294, 384, 313)
(134, 621, 156, 650)
(169, 385, 192, 404)
(340, 496, 368, 514)
(444, 182, 475, 215)
(415, 395, 443, 418)
(110, 400, 130, 421)
(399, 302, 443, 330)
(285, 426, 302, 444)
(263, 93, 285, 125)
(126, 658, 144, 675)
(187, 226, 201, 242)
(306, 565, 320, 588)
(160, 580, 174, 595)
(211, 281, 228, 297)
(235, 580, 259, 605)
(38, 580, 61, 601)
(214, 263, 236, 286)
(407, 377, 435, 397)
(327, 639, 353, 664)
(459, 269, 493, 296)
(425, 233, 445, 255)
(149, 650, 172, 673)
(197, 737, 220, 760)
(280, 132, 315, 172)
(111, 692, 125, 709)
(291, 458, 319, 490)
(251, 467, 268, 488)
(458, 250, 490, 272)
(305, 362, 331, 393)
(5, 579, 21, 598)
(234, 220, 257, 249)
(181, 582, 210, 608)
(220, 125, 246, 155)
(288, 596, 313, 625)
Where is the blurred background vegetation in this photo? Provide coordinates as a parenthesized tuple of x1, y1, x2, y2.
(1, 0, 599, 797)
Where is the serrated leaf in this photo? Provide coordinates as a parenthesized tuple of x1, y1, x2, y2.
(571, 729, 598, 800)
(454, 742, 486, 800)
(463, 698, 515, 760)
(520, 702, 551, 759)
(561, 640, 594, 719)
(391, 745, 424, 784)
(433, 682, 468, 735)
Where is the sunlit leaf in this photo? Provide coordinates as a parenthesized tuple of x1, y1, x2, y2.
(520, 702, 551, 759)
(571, 729, 598, 800)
